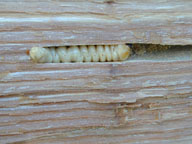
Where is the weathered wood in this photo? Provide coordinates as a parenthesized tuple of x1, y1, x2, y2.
(1, 1, 192, 144)
(0, 60, 192, 143)
(0, 0, 192, 47)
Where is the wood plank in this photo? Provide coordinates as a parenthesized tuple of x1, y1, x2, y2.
(0, 0, 192, 46)
(0, 60, 192, 143)
(1, 1, 192, 143)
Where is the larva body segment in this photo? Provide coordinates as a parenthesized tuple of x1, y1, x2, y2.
(29, 44, 131, 63)
(110, 45, 118, 61)
(29, 47, 52, 63)
(97, 45, 106, 62)
(80, 45, 91, 62)
(50, 47, 60, 63)
(56, 46, 70, 62)
(105, 45, 112, 61)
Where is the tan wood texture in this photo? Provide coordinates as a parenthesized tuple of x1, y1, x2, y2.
(1, 61, 192, 143)
(1, 0, 192, 47)
(0, 1, 192, 144)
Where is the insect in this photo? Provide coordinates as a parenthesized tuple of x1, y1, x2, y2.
(29, 44, 131, 63)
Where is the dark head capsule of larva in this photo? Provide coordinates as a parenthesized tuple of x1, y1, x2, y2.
(29, 45, 131, 63)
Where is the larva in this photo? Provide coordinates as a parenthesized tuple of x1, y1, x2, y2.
(29, 44, 131, 63)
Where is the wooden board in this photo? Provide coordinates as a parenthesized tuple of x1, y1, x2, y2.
(0, 1, 192, 144)
(1, 0, 192, 47)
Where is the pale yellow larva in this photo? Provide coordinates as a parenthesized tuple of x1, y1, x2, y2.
(29, 45, 131, 63)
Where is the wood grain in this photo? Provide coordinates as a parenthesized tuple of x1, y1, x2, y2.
(1, 0, 192, 47)
(0, 1, 192, 144)
(1, 61, 192, 143)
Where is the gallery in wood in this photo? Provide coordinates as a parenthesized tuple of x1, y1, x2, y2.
(0, 1, 192, 144)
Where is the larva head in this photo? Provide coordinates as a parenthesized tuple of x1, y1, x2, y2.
(30, 47, 52, 63)
(117, 45, 131, 61)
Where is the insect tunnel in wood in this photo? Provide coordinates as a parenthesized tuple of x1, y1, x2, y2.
(0, 1, 192, 144)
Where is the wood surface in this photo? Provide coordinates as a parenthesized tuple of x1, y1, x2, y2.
(1, 0, 192, 47)
(1, 61, 192, 144)
(0, 0, 192, 144)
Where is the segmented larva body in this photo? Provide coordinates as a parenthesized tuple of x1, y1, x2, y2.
(30, 44, 131, 63)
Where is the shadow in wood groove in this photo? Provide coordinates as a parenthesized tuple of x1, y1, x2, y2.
(129, 44, 192, 62)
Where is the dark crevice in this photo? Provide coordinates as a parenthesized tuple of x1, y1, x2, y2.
(127, 44, 192, 61)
